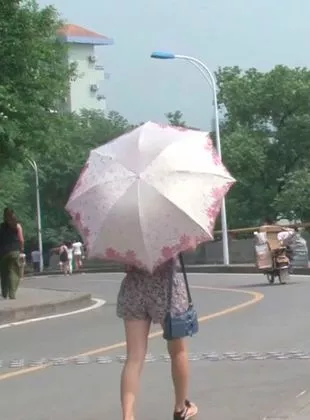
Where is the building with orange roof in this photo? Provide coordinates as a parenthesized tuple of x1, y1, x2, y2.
(57, 24, 113, 113)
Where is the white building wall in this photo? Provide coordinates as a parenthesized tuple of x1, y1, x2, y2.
(67, 44, 106, 113)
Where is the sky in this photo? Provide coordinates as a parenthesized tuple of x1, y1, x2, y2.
(38, 0, 310, 130)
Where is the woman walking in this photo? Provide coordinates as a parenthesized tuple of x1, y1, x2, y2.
(72, 239, 84, 271)
(59, 242, 73, 275)
(117, 257, 198, 420)
(0, 208, 24, 299)
(66, 241, 74, 275)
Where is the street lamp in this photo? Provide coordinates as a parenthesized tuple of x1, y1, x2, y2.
(27, 159, 43, 272)
(150, 51, 230, 265)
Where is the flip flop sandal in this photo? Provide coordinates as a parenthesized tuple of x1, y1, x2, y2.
(174, 399, 198, 420)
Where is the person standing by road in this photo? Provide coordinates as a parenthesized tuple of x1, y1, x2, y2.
(117, 258, 198, 420)
(59, 243, 69, 274)
(72, 239, 84, 271)
(0, 208, 24, 299)
(59, 241, 74, 275)
(66, 241, 74, 275)
(19, 252, 26, 280)
(31, 248, 41, 272)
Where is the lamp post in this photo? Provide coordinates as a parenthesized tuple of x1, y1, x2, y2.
(27, 159, 43, 272)
(150, 51, 230, 265)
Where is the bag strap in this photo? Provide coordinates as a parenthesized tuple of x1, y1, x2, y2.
(168, 253, 193, 309)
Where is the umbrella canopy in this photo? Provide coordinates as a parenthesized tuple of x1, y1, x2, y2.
(66, 121, 235, 271)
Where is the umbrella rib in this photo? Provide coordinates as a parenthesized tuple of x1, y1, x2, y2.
(173, 169, 235, 181)
(138, 180, 152, 269)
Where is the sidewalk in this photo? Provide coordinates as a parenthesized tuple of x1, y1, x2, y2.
(0, 288, 91, 324)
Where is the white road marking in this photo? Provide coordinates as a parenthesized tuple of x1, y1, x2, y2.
(296, 390, 307, 398)
(0, 298, 105, 330)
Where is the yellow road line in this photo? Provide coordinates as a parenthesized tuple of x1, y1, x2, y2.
(0, 285, 264, 382)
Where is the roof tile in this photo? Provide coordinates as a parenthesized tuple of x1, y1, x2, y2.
(57, 24, 109, 40)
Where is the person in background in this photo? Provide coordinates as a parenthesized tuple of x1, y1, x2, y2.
(59, 242, 69, 275)
(59, 241, 74, 275)
(19, 252, 26, 280)
(72, 239, 84, 271)
(66, 241, 74, 275)
(31, 248, 41, 272)
(0, 208, 24, 299)
(263, 217, 275, 226)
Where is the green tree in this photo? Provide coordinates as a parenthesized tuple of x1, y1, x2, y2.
(35, 110, 131, 244)
(274, 168, 310, 221)
(0, 1, 135, 246)
(0, 0, 73, 166)
(0, 109, 132, 246)
(165, 110, 187, 127)
(0, 164, 35, 235)
(217, 65, 310, 226)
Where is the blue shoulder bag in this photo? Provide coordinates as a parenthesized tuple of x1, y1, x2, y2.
(163, 253, 199, 341)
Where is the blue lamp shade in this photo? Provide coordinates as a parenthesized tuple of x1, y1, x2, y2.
(150, 51, 175, 60)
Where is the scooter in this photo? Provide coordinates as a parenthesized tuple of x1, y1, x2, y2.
(265, 247, 291, 284)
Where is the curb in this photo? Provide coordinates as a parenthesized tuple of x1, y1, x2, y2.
(26, 265, 310, 276)
(0, 292, 92, 324)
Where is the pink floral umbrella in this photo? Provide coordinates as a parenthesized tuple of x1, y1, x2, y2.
(65, 121, 235, 271)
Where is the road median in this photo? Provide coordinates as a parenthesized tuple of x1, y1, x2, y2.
(0, 288, 92, 324)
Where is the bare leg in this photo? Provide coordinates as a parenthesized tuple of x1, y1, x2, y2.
(74, 256, 78, 271)
(121, 319, 151, 420)
(68, 259, 73, 274)
(78, 256, 83, 269)
(167, 338, 197, 417)
(64, 261, 69, 275)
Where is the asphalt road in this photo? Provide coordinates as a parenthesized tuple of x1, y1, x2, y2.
(1, 272, 310, 420)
